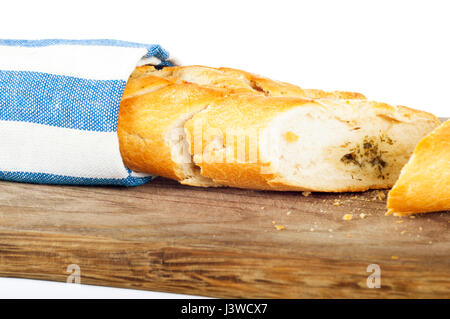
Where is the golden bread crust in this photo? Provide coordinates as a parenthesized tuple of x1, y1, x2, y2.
(216, 67, 367, 99)
(141, 65, 366, 99)
(387, 120, 449, 215)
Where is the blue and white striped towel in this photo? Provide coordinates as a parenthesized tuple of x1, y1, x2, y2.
(0, 39, 173, 186)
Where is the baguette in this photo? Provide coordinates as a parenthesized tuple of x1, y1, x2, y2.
(118, 65, 440, 191)
(118, 65, 366, 187)
(387, 120, 450, 215)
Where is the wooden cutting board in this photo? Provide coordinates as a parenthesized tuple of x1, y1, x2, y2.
(0, 119, 449, 298)
(0, 175, 449, 298)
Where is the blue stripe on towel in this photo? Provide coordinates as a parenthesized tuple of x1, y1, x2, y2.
(0, 170, 154, 187)
(0, 39, 170, 60)
(0, 70, 125, 132)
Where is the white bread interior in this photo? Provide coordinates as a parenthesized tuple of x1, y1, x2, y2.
(165, 111, 219, 187)
(258, 100, 440, 191)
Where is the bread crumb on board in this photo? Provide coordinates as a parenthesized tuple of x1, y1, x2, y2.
(391, 256, 400, 260)
(372, 190, 387, 201)
(377, 191, 386, 200)
(359, 213, 367, 219)
(332, 199, 342, 206)
(302, 191, 311, 197)
(342, 213, 353, 221)
(274, 225, 285, 231)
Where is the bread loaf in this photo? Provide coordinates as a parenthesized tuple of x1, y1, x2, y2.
(387, 120, 449, 215)
(118, 65, 440, 191)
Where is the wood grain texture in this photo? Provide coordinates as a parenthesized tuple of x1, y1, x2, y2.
(0, 176, 448, 298)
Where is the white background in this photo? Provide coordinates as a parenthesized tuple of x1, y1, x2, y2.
(0, 0, 448, 299)
(2, 0, 448, 116)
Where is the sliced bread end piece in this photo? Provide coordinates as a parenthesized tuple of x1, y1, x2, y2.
(386, 120, 450, 215)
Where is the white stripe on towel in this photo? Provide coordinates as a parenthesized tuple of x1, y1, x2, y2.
(0, 120, 130, 179)
(0, 45, 148, 80)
